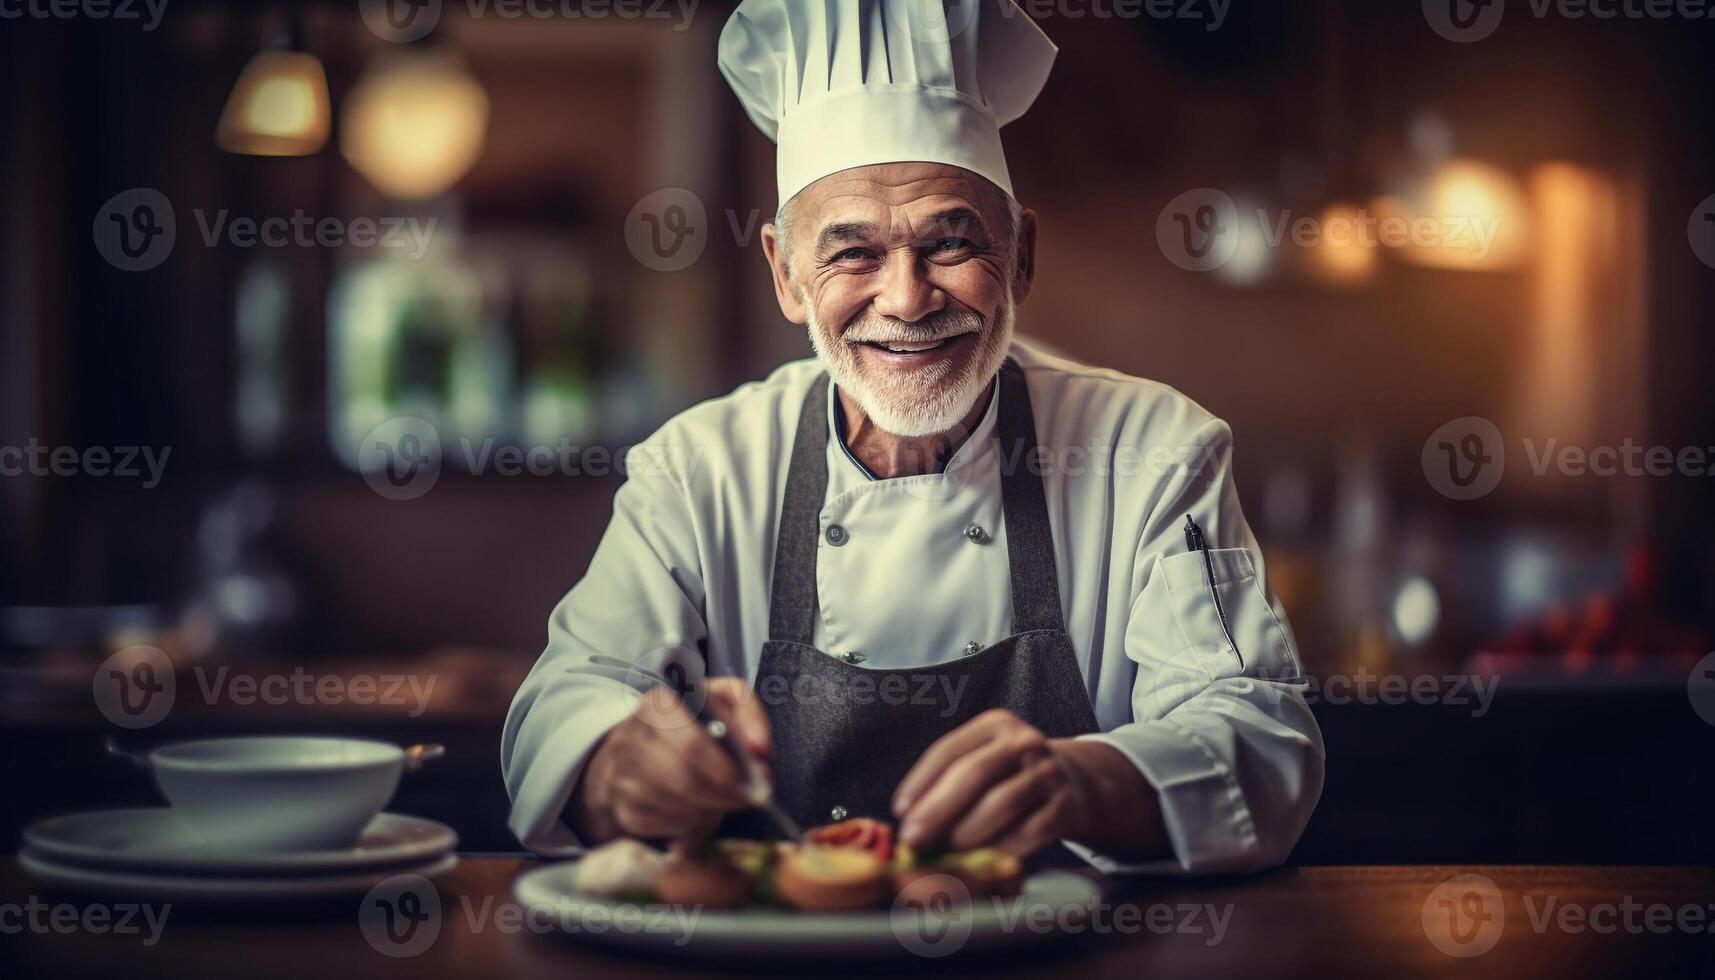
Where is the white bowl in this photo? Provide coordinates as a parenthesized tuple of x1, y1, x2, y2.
(148, 737, 406, 853)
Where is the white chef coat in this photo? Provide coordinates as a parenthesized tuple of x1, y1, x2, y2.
(502, 338, 1325, 874)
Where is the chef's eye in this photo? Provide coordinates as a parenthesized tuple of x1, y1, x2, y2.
(827, 247, 879, 265)
(921, 236, 979, 264)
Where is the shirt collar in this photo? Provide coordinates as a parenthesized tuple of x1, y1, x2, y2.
(827, 376, 1002, 482)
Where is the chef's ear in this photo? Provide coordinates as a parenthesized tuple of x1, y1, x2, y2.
(761, 221, 809, 324)
(1010, 208, 1038, 306)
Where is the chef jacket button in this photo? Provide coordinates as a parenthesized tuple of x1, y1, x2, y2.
(825, 523, 849, 546)
(830, 805, 848, 821)
(841, 651, 866, 665)
(964, 524, 987, 543)
(962, 641, 982, 656)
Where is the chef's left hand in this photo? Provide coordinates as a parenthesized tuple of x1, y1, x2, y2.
(890, 709, 1094, 856)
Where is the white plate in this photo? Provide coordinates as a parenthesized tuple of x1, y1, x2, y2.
(513, 860, 1102, 959)
(19, 848, 457, 902)
(23, 809, 457, 875)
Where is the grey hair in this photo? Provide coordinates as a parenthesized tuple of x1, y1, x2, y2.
(773, 191, 1025, 281)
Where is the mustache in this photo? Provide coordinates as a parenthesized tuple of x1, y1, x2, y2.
(842, 309, 984, 346)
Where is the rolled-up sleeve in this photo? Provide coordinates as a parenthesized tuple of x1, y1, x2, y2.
(1071, 418, 1324, 875)
(500, 440, 709, 856)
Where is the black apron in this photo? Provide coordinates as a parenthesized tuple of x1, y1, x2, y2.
(736, 359, 1100, 846)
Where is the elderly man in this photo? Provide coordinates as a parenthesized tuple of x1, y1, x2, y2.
(503, 0, 1323, 874)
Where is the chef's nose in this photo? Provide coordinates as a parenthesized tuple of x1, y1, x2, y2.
(869, 250, 944, 323)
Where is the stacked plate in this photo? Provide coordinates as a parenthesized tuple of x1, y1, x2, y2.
(21, 809, 458, 902)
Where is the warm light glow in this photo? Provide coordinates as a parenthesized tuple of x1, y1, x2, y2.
(1391, 577, 1441, 647)
(1510, 162, 1622, 455)
(341, 50, 490, 200)
(1214, 198, 1273, 287)
(216, 51, 331, 156)
(244, 78, 317, 134)
(1309, 202, 1378, 284)
(1397, 159, 1530, 270)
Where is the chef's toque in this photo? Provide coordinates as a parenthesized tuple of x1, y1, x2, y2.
(718, 0, 1057, 204)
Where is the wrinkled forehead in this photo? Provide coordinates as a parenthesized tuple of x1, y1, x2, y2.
(786, 162, 1009, 245)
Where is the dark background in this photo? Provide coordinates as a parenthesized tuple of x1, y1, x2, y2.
(2, 0, 1713, 860)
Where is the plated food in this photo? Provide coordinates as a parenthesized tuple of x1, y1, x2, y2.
(571, 838, 665, 900)
(573, 818, 1023, 912)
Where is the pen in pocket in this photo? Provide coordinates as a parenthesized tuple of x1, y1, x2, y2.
(1184, 514, 1243, 667)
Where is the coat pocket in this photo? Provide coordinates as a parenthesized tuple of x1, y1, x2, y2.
(1159, 548, 1300, 679)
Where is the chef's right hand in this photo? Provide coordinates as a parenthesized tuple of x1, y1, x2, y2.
(568, 677, 772, 843)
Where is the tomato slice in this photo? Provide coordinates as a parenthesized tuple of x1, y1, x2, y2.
(869, 823, 893, 861)
(805, 818, 893, 861)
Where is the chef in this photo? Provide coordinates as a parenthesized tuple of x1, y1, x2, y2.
(503, 0, 1324, 874)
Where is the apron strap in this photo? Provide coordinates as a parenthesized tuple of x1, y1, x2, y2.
(766, 360, 1066, 643)
(767, 373, 832, 647)
(995, 359, 1067, 635)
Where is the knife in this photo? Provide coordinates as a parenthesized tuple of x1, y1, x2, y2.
(704, 718, 803, 842)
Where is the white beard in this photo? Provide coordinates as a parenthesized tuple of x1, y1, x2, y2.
(807, 294, 1015, 438)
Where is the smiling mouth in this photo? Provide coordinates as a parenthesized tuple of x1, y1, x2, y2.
(852, 333, 973, 356)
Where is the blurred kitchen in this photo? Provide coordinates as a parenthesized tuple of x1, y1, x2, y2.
(2, 0, 1712, 861)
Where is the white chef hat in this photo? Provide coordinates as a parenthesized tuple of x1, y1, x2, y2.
(718, 0, 1057, 205)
